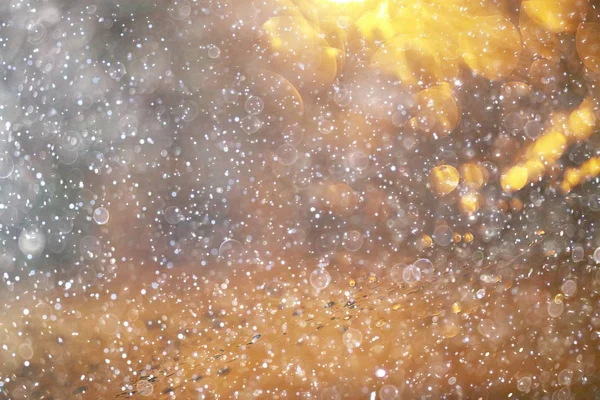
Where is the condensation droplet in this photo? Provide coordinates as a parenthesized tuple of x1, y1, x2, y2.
(219, 239, 243, 260)
(164, 206, 184, 225)
(342, 230, 363, 252)
(18, 226, 46, 257)
(80, 236, 102, 260)
(108, 62, 127, 80)
(548, 299, 565, 318)
(93, 207, 110, 225)
(402, 264, 422, 285)
(433, 225, 453, 246)
(276, 144, 298, 166)
(208, 45, 221, 58)
(517, 376, 532, 393)
(560, 279, 577, 297)
(557, 368, 573, 386)
(478, 319, 496, 338)
(571, 246, 584, 262)
(413, 258, 434, 280)
(0, 153, 14, 179)
(555, 387, 571, 400)
(321, 386, 341, 400)
(390, 263, 406, 285)
(245, 96, 264, 115)
(379, 384, 399, 400)
(524, 120, 543, 139)
(136, 380, 154, 396)
(282, 124, 304, 144)
(241, 115, 262, 134)
(342, 328, 363, 348)
(310, 268, 331, 290)
(18, 343, 33, 360)
(318, 119, 334, 135)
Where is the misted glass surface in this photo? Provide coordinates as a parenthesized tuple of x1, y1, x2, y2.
(1, 0, 600, 399)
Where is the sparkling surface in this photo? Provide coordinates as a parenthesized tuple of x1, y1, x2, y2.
(0, 0, 599, 399)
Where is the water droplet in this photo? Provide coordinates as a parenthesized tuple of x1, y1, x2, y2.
(347, 151, 369, 171)
(336, 16, 349, 29)
(245, 96, 264, 115)
(310, 268, 331, 290)
(99, 313, 120, 336)
(524, 120, 543, 139)
(402, 264, 421, 285)
(379, 385, 399, 400)
(342, 230, 363, 252)
(18, 343, 33, 360)
(164, 206, 185, 225)
(282, 124, 304, 144)
(26, 21, 46, 44)
(433, 225, 453, 246)
(321, 386, 341, 400)
(118, 115, 139, 137)
(560, 280, 577, 297)
(276, 144, 298, 166)
(80, 236, 102, 260)
(547, 299, 565, 318)
(208, 45, 221, 58)
(342, 328, 363, 348)
(593, 247, 600, 263)
(557, 368, 573, 386)
(572, 246, 584, 262)
(219, 239, 244, 260)
(478, 319, 496, 338)
(555, 387, 571, 400)
(241, 115, 262, 134)
(318, 119, 334, 135)
(517, 376, 532, 393)
(413, 258, 434, 280)
(136, 380, 154, 396)
(390, 263, 406, 284)
(108, 62, 127, 80)
(392, 110, 409, 127)
(93, 207, 110, 225)
(223, 88, 239, 103)
(18, 226, 46, 257)
(0, 153, 14, 179)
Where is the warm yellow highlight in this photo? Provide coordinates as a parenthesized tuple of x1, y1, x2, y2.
(529, 131, 567, 163)
(560, 157, 600, 193)
(522, 0, 588, 33)
(567, 98, 597, 141)
(412, 83, 460, 137)
(429, 165, 460, 197)
(577, 22, 600, 74)
(500, 165, 529, 192)
(460, 163, 487, 190)
(459, 191, 482, 215)
(459, 15, 522, 80)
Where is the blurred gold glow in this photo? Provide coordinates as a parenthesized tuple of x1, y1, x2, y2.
(577, 22, 600, 73)
(561, 157, 600, 193)
(460, 163, 488, 190)
(429, 165, 460, 197)
(500, 165, 529, 192)
(260, 0, 599, 200)
(459, 191, 483, 215)
(522, 0, 588, 33)
(501, 95, 598, 193)
(459, 15, 522, 80)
